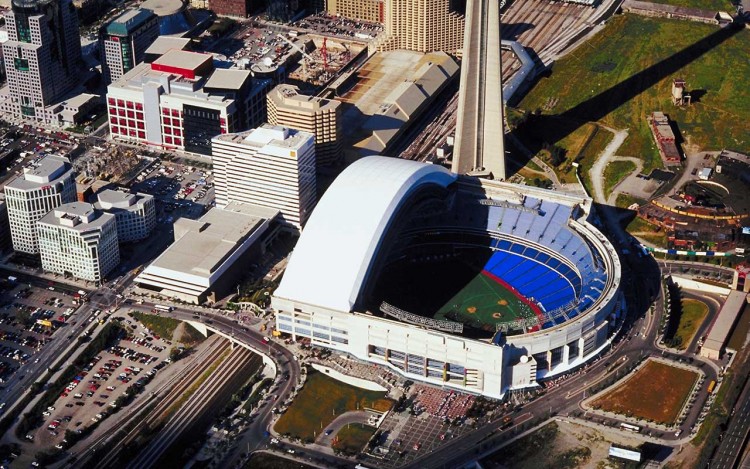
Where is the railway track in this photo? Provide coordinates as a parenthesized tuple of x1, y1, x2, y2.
(73, 335, 230, 468)
(128, 347, 258, 469)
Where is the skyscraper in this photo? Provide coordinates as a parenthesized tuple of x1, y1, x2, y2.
(377, 0, 464, 53)
(452, 0, 506, 180)
(2, 0, 82, 122)
(211, 124, 316, 231)
(100, 9, 159, 85)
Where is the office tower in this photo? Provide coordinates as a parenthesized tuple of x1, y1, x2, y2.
(37, 202, 119, 283)
(267, 84, 342, 167)
(326, 0, 384, 23)
(211, 124, 316, 230)
(377, 0, 464, 53)
(100, 9, 159, 85)
(452, 0, 506, 179)
(2, 0, 82, 121)
(94, 189, 156, 242)
(4, 155, 76, 254)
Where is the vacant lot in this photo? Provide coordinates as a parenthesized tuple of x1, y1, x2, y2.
(518, 15, 750, 172)
(591, 359, 697, 424)
(481, 422, 592, 469)
(675, 299, 709, 350)
(604, 160, 638, 198)
(333, 423, 376, 455)
(626, 216, 669, 247)
(274, 370, 387, 442)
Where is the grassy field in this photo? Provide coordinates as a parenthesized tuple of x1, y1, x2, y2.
(515, 120, 612, 188)
(481, 422, 592, 469)
(626, 216, 669, 247)
(591, 359, 697, 424)
(332, 423, 376, 455)
(274, 370, 387, 442)
(435, 271, 540, 331)
(675, 299, 709, 350)
(604, 160, 637, 198)
(517, 15, 750, 173)
(615, 194, 647, 209)
(131, 311, 203, 344)
(649, 0, 733, 11)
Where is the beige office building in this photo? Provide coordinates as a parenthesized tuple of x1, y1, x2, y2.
(376, 0, 464, 53)
(327, 0, 384, 23)
(267, 84, 342, 167)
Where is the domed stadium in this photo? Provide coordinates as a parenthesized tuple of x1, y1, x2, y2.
(273, 157, 623, 398)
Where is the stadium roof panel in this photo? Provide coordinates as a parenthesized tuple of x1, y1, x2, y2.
(274, 156, 457, 312)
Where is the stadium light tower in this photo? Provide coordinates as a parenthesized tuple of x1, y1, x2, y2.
(452, 0, 506, 180)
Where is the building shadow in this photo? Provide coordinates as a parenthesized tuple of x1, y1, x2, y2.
(509, 21, 745, 172)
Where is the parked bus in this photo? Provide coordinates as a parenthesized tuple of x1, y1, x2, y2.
(620, 423, 641, 433)
(707, 380, 716, 394)
(152, 305, 173, 313)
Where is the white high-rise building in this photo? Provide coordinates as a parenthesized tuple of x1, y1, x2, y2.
(94, 189, 155, 243)
(37, 202, 119, 283)
(4, 155, 76, 254)
(211, 124, 316, 231)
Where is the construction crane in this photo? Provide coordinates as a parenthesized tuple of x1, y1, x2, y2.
(276, 34, 316, 76)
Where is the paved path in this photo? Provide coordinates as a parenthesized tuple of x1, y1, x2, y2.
(606, 156, 644, 205)
(314, 410, 372, 445)
(588, 126, 628, 204)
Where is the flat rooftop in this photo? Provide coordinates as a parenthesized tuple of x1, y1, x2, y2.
(704, 291, 748, 353)
(95, 189, 152, 210)
(153, 50, 213, 72)
(38, 202, 113, 231)
(145, 36, 191, 56)
(106, 9, 155, 36)
(204, 68, 251, 90)
(267, 84, 341, 112)
(6, 155, 71, 190)
(213, 124, 314, 152)
(144, 202, 278, 278)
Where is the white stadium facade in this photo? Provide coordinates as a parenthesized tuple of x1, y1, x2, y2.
(272, 156, 624, 399)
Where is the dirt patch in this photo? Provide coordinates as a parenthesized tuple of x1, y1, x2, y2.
(591, 359, 697, 425)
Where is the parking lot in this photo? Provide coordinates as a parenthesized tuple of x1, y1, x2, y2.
(31, 315, 174, 448)
(0, 282, 83, 389)
(375, 413, 472, 467)
(130, 160, 215, 224)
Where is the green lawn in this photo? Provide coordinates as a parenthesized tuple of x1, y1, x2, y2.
(674, 299, 709, 350)
(132, 311, 180, 338)
(274, 370, 387, 442)
(648, 0, 733, 11)
(517, 15, 750, 172)
(615, 193, 647, 209)
(435, 271, 539, 331)
(332, 423, 376, 455)
(626, 216, 669, 247)
(604, 160, 637, 198)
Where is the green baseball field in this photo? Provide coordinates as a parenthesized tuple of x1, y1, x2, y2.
(434, 270, 542, 332)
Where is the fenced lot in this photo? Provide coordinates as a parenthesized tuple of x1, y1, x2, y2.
(591, 359, 697, 424)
